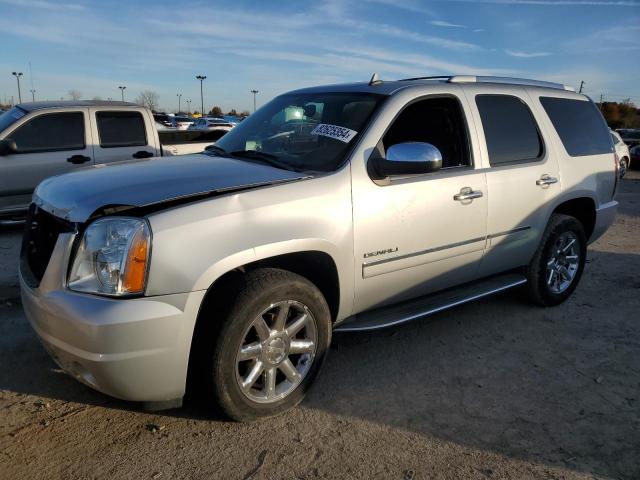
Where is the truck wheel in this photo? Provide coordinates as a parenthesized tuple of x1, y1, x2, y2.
(526, 214, 587, 306)
(204, 268, 331, 421)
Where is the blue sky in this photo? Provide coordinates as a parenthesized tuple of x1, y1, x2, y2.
(1, 0, 639, 112)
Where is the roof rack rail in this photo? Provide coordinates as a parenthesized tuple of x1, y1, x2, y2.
(398, 76, 452, 82)
(448, 75, 575, 92)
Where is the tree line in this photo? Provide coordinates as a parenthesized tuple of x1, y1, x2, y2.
(598, 100, 640, 129)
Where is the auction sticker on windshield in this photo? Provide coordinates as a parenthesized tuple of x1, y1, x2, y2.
(311, 124, 358, 143)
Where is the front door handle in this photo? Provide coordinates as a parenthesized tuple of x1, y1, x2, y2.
(132, 150, 153, 159)
(453, 187, 483, 202)
(66, 154, 91, 164)
(536, 174, 558, 187)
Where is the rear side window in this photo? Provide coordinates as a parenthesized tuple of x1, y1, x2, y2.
(540, 97, 613, 157)
(9, 112, 85, 153)
(96, 111, 147, 148)
(476, 95, 543, 166)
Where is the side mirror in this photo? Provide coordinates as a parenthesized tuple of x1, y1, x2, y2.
(380, 142, 442, 176)
(0, 139, 17, 156)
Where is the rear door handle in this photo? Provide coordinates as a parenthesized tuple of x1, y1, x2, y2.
(66, 155, 91, 164)
(453, 187, 483, 202)
(536, 174, 558, 186)
(132, 150, 153, 159)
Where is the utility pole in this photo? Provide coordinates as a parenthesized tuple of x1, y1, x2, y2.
(196, 75, 206, 115)
(578, 80, 585, 94)
(177, 93, 182, 113)
(12, 72, 23, 103)
(250, 89, 259, 113)
(30, 89, 36, 101)
(118, 85, 126, 101)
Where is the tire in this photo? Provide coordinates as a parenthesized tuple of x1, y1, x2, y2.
(619, 157, 628, 178)
(199, 268, 332, 422)
(526, 214, 587, 306)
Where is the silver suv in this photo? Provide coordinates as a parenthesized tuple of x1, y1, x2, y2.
(20, 75, 618, 421)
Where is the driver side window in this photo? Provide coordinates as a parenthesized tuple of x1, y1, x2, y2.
(382, 96, 472, 169)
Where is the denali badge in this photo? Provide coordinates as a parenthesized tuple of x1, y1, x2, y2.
(363, 247, 398, 259)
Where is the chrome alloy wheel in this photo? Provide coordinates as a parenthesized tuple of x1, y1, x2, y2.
(546, 231, 580, 294)
(235, 300, 318, 404)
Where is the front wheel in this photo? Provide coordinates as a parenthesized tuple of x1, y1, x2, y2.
(202, 268, 331, 421)
(526, 214, 587, 306)
(619, 157, 628, 178)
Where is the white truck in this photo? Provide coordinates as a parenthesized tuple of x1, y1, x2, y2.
(0, 101, 221, 221)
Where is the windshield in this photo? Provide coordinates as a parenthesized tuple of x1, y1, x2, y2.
(212, 92, 384, 172)
(0, 106, 27, 133)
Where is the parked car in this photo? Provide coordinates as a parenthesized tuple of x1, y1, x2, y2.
(616, 128, 640, 148)
(173, 116, 194, 130)
(0, 101, 216, 220)
(630, 144, 640, 169)
(19, 76, 617, 421)
(153, 113, 175, 128)
(611, 130, 631, 178)
(188, 117, 235, 132)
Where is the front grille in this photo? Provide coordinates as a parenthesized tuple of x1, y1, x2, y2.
(20, 205, 74, 288)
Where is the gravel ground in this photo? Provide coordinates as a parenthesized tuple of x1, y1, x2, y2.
(1, 172, 639, 480)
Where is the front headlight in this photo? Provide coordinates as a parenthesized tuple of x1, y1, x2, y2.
(68, 217, 151, 296)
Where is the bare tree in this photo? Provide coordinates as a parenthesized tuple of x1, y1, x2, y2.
(68, 89, 82, 100)
(135, 90, 160, 111)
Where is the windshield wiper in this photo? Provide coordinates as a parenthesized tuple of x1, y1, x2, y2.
(229, 150, 296, 171)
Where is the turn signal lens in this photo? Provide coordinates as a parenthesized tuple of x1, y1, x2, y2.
(122, 226, 150, 294)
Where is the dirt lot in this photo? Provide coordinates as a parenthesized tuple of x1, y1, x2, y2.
(1, 172, 639, 480)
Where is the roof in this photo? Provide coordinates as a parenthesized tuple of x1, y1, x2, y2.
(17, 100, 138, 112)
(285, 75, 578, 97)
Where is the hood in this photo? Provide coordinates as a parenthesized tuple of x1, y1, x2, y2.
(33, 154, 310, 222)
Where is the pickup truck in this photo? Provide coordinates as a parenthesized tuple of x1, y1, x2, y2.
(19, 76, 618, 422)
(0, 101, 220, 221)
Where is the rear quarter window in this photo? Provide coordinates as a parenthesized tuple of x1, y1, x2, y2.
(540, 97, 612, 157)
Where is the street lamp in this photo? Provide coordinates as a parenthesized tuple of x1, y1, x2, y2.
(186, 100, 192, 115)
(12, 72, 23, 103)
(177, 93, 182, 113)
(250, 89, 259, 113)
(196, 75, 206, 115)
(30, 89, 36, 102)
(118, 85, 126, 101)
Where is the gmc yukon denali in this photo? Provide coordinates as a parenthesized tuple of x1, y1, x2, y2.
(19, 76, 618, 421)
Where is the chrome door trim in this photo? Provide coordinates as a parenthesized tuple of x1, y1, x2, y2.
(362, 226, 531, 271)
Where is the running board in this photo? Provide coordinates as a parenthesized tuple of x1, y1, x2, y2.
(334, 273, 527, 332)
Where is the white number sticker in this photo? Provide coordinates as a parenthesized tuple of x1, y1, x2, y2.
(311, 123, 358, 143)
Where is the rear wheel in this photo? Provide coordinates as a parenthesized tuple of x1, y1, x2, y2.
(526, 214, 587, 306)
(200, 268, 331, 421)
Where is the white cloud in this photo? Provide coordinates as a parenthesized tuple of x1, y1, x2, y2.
(431, 20, 467, 28)
(505, 49, 552, 57)
(449, 0, 638, 5)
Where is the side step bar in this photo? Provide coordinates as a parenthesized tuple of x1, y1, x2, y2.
(334, 272, 527, 332)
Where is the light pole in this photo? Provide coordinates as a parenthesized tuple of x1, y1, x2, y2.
(250, 89, 259, 113)
(118, 85, 126, 101)
(196, 75, 206, 115)
(12, 72, 23, 103)
(30, 89, 35, 101)
(177, 93, 182, 113)
(186, 100, 192, 115)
